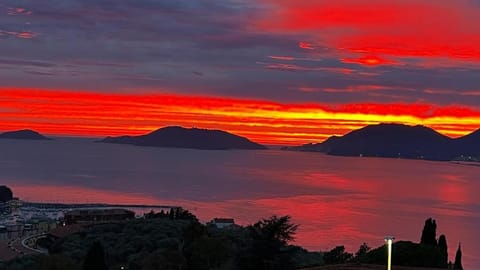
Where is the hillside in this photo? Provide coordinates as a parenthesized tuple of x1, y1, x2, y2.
(100, 126, 267, 150)
(283, 124, 479, 161)
(0, 129, 51, 140)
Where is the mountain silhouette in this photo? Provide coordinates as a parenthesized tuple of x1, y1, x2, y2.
(0, 129, 51, 140)
(100, 126, 267, 150)
(455, 128, 480, 157)
(283, 123, 479, 161)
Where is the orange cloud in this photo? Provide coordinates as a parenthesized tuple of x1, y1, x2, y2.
(0, 88, 479, 145)
(341, 55, 398, 66)
(0, 30, 37, 39)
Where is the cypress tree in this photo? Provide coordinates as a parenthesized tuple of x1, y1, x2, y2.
(454, 244, 463, 270)
(420, 218, 437, 246)
(438, 234, 448, 268)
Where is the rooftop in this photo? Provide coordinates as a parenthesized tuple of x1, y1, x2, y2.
(212, 218, 235, 223)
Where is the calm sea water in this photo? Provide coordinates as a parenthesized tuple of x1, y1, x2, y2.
(1, 138, 479, 268)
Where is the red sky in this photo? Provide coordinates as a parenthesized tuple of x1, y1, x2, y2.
(1, 88, 479, 145)
(1, 0, 480, 144)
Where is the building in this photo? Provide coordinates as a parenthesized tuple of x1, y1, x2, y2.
(64, 208, 135, 225)
(209, 218, 235, 229)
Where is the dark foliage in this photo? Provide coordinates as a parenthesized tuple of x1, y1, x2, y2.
(141, 249, 187, 270)
(454, 244, 463, 270)
(0, 185, 13, 202)
(353, 243, 371, 262)
(323, 246, 353, 265)
(237, 215, 299, 270)
(37, 254, 79, 270)
(188, 236, 232, 270)
(438, 234, 448, 267)
(289, 246, 324, 268)
(360, 241, 446, 268)
(248, 215, 298, 245)
(9, 213, 312, 270)
(83, 242, 108, 270)
(420, 218, 437, 246)
(145, 207, 198, 223)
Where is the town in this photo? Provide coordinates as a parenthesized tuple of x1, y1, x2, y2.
(0, 186, 235, 262)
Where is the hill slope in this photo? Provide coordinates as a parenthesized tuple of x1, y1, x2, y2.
(284, 124, 479, 161)
(0, 129, 51, 140)
(100, 126, 267, 150)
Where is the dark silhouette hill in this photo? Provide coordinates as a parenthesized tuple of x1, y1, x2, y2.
(455, 128, 480, 156)
(283, 124, 479, 161)
(100, 126, 267, 150)
(0, 129, 51, 140)
(282, 136, 340, 153)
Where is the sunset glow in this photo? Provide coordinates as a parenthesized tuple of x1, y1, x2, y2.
(1, 0, 479, 268)
(1, 88, 479, 145)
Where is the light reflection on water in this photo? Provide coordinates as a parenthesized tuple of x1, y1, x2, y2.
(0, 138, 479, 268)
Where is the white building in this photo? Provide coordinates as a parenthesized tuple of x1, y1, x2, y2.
(209, 218, 235, 229)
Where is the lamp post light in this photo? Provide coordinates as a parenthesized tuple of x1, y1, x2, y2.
(384, 236, 395, 270)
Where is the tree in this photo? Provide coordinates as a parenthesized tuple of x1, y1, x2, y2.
(438, 234, 448, 267)
(249, 215, 298, 245)
(189, 236, 231, 270)
(0, 186, 13, 202)
(37, 254, 79, 270)
(142, 250, 187, 270)
(454, 244, 463, 270)
(175, 207, 199, 222)
(354, 243, 371, 261)
(83, 242, 108, 270)
(239, 215, 299, 270)
(420, 218, 437, 246)
(323, 246, 353, 265)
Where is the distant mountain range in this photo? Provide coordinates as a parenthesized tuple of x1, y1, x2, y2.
(0, 129, 51, 140)
(283, 123, 480, 161)
(99, 126, 267, 150)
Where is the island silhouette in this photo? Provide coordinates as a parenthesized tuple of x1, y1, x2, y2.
(99, 126, 267, 150)
(0, 129, 51, 140)
(283, 123, 480, 162)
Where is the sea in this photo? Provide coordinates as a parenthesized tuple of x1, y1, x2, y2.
(0, 137, 478, 268)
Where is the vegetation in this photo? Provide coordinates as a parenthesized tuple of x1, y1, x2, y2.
(0, 185, 13, 203)
(438, 234, 448, 267)
(420, 218, 437, 246)
(236, 215, 299, 270)
(0, 214, 465, 270)
(83, 242, 108, 270)
(454, 244, 463, 270)
(1, 209, 321, 270)
(360, 240, 446, 268)
(322, 246, 353, 265)
(358, 217, 462, 269)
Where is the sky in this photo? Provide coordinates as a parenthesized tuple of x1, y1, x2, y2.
(1, 0, 480, 145)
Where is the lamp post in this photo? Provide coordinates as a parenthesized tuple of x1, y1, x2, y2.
(384, 236, 395, 270)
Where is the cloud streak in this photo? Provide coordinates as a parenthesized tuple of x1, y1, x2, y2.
(1, 88, 479, 144)
(0, 0, 479, 142)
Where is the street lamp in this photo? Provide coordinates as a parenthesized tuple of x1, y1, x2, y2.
(384, 236, 395, 270)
